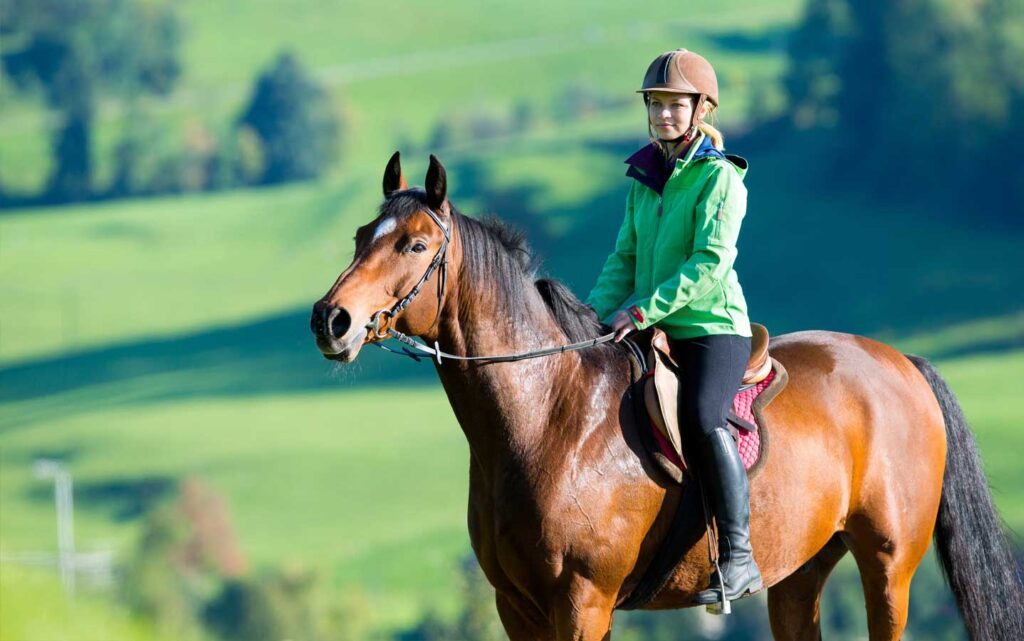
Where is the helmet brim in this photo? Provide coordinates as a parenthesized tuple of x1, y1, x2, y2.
(637, 88, 718, 107)
(636, 88, 696, 94)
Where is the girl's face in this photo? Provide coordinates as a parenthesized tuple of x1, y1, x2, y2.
(647, 91, 697, 140)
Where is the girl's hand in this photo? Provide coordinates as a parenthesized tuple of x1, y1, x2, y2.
(610, 310, 637, 342)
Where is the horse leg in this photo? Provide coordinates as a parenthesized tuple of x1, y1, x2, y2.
(767, 535, 848, 641)
(841, 519, 931, 641)
(496, 593, 556, 641)
(552, 579, 617, 641)
(495, 586, 615, 641)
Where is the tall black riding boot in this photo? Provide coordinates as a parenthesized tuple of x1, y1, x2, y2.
(693, 426, 763, 605)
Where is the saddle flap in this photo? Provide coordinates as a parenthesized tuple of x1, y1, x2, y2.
(645, 330, 684, 460)
(650, 327, 679, 369)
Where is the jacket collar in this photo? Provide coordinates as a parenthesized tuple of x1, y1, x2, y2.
(624, 132, 725, 195)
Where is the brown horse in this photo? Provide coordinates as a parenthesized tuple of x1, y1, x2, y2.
(311, 153, 1023, 640)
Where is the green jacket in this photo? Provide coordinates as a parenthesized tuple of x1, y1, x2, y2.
(585, 132, 752, 339)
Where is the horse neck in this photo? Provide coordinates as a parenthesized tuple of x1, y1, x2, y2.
(428, 271, 588, 471)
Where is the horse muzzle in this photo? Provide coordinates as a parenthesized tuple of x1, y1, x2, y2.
(310, 301, 367, 362)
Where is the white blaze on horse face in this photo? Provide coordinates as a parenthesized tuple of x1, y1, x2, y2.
(371, 216, 397, 244)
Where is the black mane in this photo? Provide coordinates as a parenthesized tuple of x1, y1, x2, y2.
(381, 190, 633, 365)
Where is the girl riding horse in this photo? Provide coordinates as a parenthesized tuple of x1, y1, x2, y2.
(586, 48, 759, 605)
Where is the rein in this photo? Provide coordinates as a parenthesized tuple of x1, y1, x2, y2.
(374, 325, 623, 365)
(363, 204, 640, 366)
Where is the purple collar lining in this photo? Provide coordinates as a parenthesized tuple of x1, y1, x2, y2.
(624, 135, 724, 195)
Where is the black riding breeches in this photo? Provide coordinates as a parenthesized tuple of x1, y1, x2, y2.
(668, 333, 752, 443)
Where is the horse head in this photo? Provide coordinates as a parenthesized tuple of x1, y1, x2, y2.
(311, 152, 455, 362)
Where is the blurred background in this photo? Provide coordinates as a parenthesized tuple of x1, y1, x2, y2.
(1, 0, 1021, 639)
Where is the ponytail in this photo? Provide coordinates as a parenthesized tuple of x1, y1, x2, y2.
(698, 105, 725, 150)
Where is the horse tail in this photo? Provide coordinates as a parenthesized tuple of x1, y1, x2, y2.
(906, 354, 1024, 641)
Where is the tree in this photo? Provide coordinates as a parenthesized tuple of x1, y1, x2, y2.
(237, 52, 340, 184)
(782, 0, 1024, 217)
(783, 0, 852, 130)
(0, 0, 181, 202)
(203, 567, 370, 641)
(121, 478, 246, 638)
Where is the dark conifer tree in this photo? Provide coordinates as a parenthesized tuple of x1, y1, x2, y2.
(237, 53, 340, 185)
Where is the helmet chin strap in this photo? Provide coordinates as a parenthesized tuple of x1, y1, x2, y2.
(687, 94, 708, 142)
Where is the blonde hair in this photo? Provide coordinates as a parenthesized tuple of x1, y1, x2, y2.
(648, 99, 725, 161)
(697, 105, 725, 150)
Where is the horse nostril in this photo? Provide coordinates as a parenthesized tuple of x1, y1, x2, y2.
(311, 301, 329, 336)
(327, 308, 351, 339)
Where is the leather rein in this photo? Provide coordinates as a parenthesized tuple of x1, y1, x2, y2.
(363, 206, 631, 366)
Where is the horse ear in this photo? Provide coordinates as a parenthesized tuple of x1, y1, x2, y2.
(425, 154, 447, 211)
(383, 151, 407, 197)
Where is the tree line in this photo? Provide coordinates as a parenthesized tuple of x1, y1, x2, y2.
(3, 0, 1022, 218)
(1, 0, 339, 206)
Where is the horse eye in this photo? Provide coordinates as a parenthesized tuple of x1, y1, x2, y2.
(410, 242, 427, 253)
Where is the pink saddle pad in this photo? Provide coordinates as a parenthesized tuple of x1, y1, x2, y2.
(648, 369, 776, 472)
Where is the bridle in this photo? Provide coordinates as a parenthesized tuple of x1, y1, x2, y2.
(361, 203, 640, 367)
(364, 204, 451, 341)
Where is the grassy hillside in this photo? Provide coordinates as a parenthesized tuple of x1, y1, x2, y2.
(931, 350, 1024, 524)
(0, 181, 365, 363)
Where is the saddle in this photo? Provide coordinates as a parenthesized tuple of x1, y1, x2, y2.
(636, 323, 788, 483)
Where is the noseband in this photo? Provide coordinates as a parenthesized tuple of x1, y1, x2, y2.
(365, 205, 450, 340)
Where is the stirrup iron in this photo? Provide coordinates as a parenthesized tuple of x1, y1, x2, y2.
(704, 556, 731, 615)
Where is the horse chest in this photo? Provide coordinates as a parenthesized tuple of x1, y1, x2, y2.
(467, 485, 570, 594)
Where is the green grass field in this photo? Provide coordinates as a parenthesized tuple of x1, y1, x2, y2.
(932, 351, 1024, 524)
